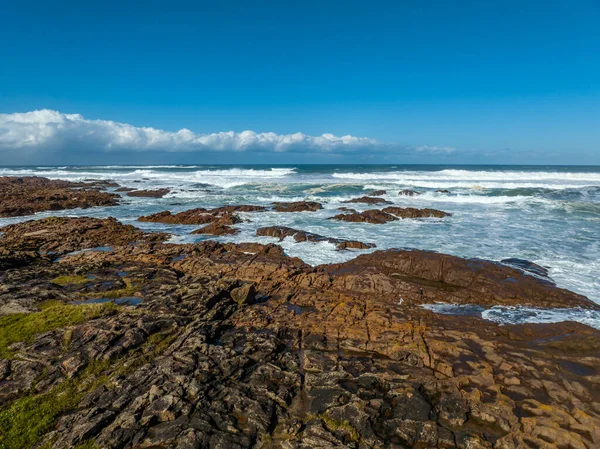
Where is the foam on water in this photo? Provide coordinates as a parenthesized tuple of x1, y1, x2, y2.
(422, 304, 600, 330)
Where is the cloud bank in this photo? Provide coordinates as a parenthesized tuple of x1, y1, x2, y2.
(0, 110, 382, 154)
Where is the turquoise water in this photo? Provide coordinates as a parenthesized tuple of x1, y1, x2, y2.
(2, 164, 599, 307)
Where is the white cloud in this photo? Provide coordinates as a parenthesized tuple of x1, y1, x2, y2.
(0, 109, 380, 154)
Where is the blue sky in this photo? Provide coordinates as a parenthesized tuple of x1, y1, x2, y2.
(0, 0, 599, 164)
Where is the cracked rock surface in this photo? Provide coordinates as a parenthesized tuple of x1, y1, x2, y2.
(0, 217, 599, 449)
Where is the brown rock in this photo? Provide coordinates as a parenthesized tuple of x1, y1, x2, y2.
(330, 209, 398, 224)
(336, 207, 358, 213)
(126, 189, 170, 198)
(370, 190, 387, 196)
(0, 176, 119, 218)
(272, 201, 323, 212)
(138, 209, 241, 225)
(191, 222, 240, 236)
(210, 205, 267, 213)
(342, 196, 391, 205)
(0, 216, 168, 256)
(256, 226, 375, 250)
(382, 206, 451, 218)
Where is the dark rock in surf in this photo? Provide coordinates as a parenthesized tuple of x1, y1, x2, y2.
(126, 188, 170, 198)
(398, 189, 421, 196)
(272, 201, 323, 212)
(342, 196, 391, 205)
(256, 226, 375, 250)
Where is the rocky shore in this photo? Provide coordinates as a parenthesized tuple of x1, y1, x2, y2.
(0, 176, 119, 217)
(1, 177, 599, 449)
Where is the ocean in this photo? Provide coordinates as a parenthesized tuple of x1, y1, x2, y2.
(2, 164, 599, 321)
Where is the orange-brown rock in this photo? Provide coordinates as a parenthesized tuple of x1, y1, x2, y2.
(272, 201, 323, 212)
(0, 176, 119, 217)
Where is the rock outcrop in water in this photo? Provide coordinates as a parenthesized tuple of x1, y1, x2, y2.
(138, 208, 243, 225)
(0, 176, 119, 218)
(398, 189, 421, 196)
(331, 207, 451, 223)
(126, 188, 170, 198)
(256, 226, 375, 250)
(383, 206, 452, 219)
(0, 217, 599, 449)
(191, 222, 240, 236)
(343, 196, 391, 205)
(272, 201, 323, 212)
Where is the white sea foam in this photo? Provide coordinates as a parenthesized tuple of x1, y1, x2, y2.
(333, 170, 600, 189)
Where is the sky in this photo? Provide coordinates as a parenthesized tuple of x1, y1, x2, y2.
(0, 0, 599, 165)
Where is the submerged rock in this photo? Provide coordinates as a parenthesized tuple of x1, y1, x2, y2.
(369, 189, 387, 196)
(398, 189, 421, 196)
(0, 176, 119, 218)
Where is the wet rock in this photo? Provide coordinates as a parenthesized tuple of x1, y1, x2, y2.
(501, 258, 551, 281)
(342, 196, 391, 205)
(436, 189, 451, 194)
(115, 187, 135, 192)
(0, 176, 119, 218)
(336, 207, 357, 213)
(369, 190, 387, 196)
(398, 189, 421, 196)
(382, 206, 451, 218)
(210, 205, 267, 213)
(256, 226, 375, 251)
(330, 209, 398, 224)
(191, 223, 240, 236)
(139, 209, 242, 225)
(272, 201, 323, 212)
(126, 188, 170, 198)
